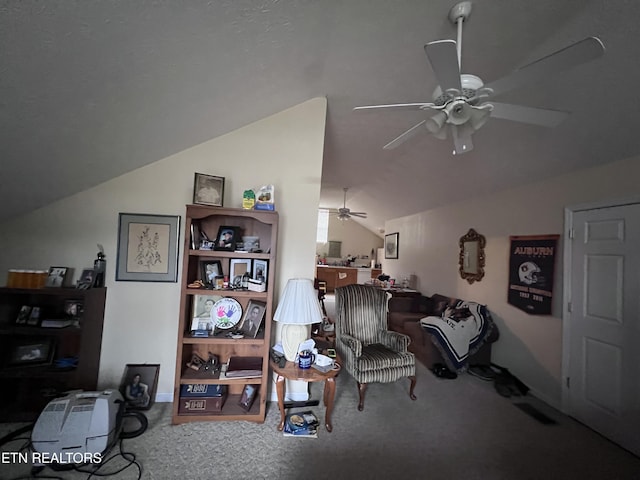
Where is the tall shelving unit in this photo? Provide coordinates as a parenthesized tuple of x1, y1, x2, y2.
(0, 287, 107, 421)
(172, 205, 278, 424)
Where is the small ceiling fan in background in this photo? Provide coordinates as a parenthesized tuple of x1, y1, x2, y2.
(354, 1, 605, 155)
(329, 187, 368, 220)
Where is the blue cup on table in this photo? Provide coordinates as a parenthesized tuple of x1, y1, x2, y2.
(298, 350, 316, 369)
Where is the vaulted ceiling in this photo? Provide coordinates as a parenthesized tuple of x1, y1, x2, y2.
(2, 1, 639, 233)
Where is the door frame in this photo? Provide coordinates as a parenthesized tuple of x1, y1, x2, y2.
(561, 195, 640, 413)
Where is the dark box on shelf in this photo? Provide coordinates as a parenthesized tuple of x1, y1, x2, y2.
(180, 384, 226, 398)
(178, 393, 227, 414)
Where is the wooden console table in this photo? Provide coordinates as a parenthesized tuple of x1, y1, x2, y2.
(270, 358, 341, 432)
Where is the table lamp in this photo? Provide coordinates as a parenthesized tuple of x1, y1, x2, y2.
(273, 278, 323, 362)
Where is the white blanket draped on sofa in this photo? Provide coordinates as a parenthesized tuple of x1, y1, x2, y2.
(419, 301, 494, 372)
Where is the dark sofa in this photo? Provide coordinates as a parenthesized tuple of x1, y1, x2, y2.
(387, 293, 499, 370)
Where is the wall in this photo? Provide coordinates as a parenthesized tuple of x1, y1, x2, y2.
(0, 97, 327, 401)
(383, 154, 640, 408)
(316, 214, 383, 265)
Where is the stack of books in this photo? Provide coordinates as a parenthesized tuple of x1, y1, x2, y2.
(283, 410, 319, 438)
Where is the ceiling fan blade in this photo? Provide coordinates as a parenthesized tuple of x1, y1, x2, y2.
(354, 102, 436, 111)
(485, 36, 605, 98)
(383, 120, 427, 150)
(425, 39, 462, 92)
(451, 125, 474, 155)
(490, 102, 569, 127)
(348, 211, 367, 217)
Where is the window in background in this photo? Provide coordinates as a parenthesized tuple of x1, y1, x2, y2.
(317, 209, 329, 243)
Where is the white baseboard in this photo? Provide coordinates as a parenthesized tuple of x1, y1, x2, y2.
(155, 392, 173, 403)
(527, 387, 561, 411)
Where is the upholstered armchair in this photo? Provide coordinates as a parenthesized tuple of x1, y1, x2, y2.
(335, 284, 417, 411)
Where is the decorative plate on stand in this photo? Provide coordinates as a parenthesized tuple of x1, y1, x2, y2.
(212, 298, 242, 329)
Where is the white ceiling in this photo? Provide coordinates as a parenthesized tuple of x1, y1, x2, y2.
(2, 1, 639, 234)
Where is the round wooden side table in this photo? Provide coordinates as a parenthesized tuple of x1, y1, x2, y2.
(270, 357, 341, 432)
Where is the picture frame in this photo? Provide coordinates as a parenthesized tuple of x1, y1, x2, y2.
(15, 305, 31, 325)
(64, 300, 84, 318)
(45, 267, 68, 288)
(239, 300, 266, 338)
(190, 222, 200, 250)
(193, 173, 225, 207)
(214, 226, 239, 251)
(384, 232, 399, 259)
(252, 259, 268, 284)
(119, 363, 160, 410)
(8, 337, 56, 367)
(201, 260, 223, 287)
(230, 258, 252, 286)
(77, 268, 96, 289)
(116, 213, 181, 282)
(27, 306, 41, 326)
(238, 384, 259, 412)
(191, 294, 222, 332)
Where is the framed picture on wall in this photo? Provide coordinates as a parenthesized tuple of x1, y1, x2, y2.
(384, 232, 399, 259)
(116, 213, 181, 282)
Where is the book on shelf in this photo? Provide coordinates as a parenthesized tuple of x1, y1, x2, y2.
(40, 319, 75, 328)
(283, 410, 319, 438)
(224, 356, 263, 378)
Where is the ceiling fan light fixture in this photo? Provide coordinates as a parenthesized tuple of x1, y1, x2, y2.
(469, 104, 493, 131)
(426, 110, 448, 133)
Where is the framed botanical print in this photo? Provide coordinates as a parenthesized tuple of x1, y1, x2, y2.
(116, 213, 181, 282)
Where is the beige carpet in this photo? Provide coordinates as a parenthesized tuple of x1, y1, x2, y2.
(1, 294, 639, 479)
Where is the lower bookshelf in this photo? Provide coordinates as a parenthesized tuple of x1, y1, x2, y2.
(173, 393, 262, 424)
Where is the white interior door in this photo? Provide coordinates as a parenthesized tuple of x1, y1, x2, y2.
(567, 203, 640, 456)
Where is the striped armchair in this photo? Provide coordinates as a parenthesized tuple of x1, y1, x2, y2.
(335, 284, 417, 411)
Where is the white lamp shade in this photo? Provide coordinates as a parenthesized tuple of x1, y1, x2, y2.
(273, 278, 323, 326)
(274, 278, 323, 362)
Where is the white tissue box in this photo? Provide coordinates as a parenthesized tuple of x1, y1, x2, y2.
(247, 280, 266, 292)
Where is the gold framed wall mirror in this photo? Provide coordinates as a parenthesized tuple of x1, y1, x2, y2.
(459, 228, 486, 284)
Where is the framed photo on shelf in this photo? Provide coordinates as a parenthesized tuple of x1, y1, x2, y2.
(119, 363, 160, 410)
(239, 300, 266, 338)
(190, 317, 213, 336)
(116, 213, 181, 282)
(8, 337, 56, 367)
(214, 226, 239, 251)
(200, 260, 223, 286)
(77, 268, 96, 289)
(191, 294, 222, 323)
(238, 384, 259, 412)
(230, 258, 252, 284)
(64, 300, 84, 318)
(384, 232, 399, 259)
(45, 267, 68, 288)
(27, 307, 41, 326)
(252, 259, 268, 283)
(15, 305, 31, 325)
(192, 173, 225, 207)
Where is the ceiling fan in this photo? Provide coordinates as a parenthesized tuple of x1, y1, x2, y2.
(329, 188, 368, 220)
(354, 1, 605, 155)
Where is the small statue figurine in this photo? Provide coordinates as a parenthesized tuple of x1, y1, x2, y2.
(93, 244, 106, 288)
